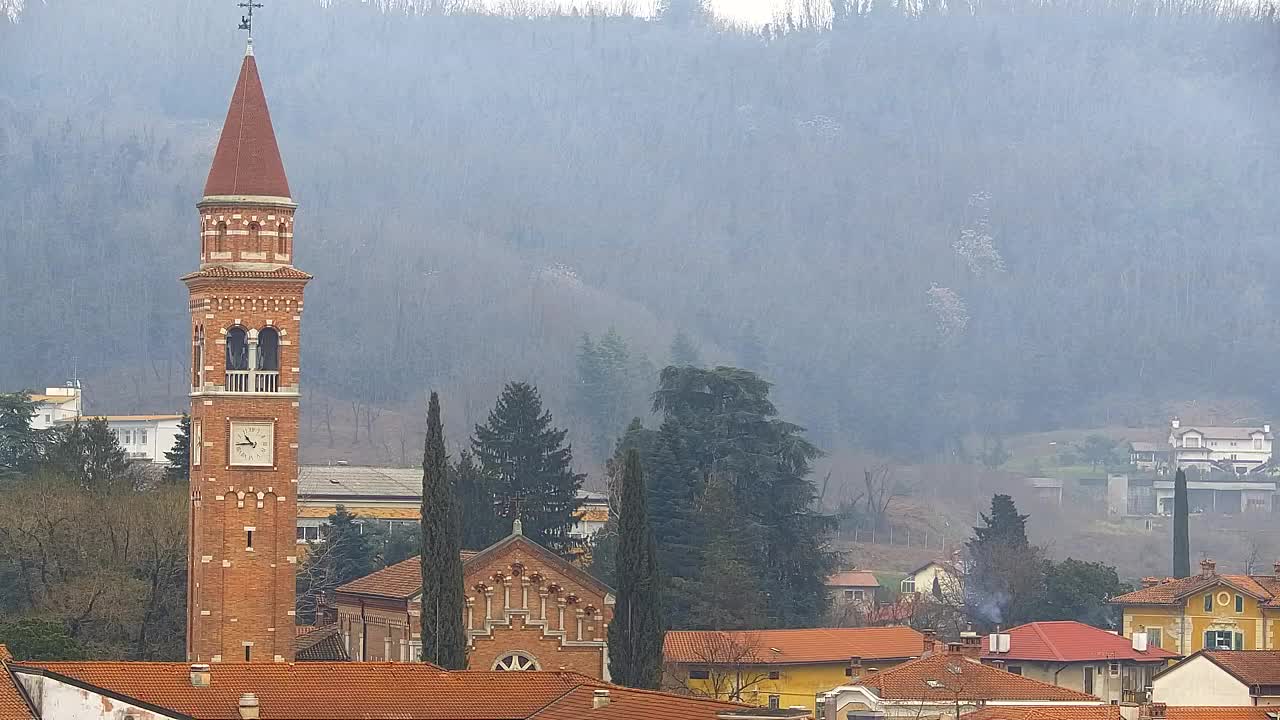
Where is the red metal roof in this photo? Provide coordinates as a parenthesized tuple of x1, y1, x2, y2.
(204, 52, 291, 198)
(981, 621, 1178, 663)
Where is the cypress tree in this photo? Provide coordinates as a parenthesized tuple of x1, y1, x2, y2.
(607, 449, 665, 688)
(420, 392, 467, 669)
(1173, 468, 1190, 578)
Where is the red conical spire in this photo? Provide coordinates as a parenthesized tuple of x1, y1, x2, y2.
(203, 47, 291, 198)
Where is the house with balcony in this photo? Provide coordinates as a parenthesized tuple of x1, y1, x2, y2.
(1168, 418, 1272, 475)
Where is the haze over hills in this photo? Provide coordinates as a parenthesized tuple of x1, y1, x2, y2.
(2, 0, 1279, 467)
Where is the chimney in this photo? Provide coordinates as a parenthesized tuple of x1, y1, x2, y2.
(189, 664, 211, 688)
(1139, 702, 1167, 720)
(847, 656, 864, 679)
(1171, 417, 1180, 429)
(1265, 424, 1271, 434)
(1201, 558, 1216, 577)
(959, 631, 982, 658)
(1141, 577, 1159, 588)
(1273, 560, 1280, 577)
(922, 629, 937, 655)
(237, 694, 260, 720)
(592, 689, 610, 709)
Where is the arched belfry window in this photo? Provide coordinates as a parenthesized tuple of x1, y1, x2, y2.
(277, 223, 288, 256)
(248, 222, 261, 253)
(215, 222, 227, 253)
(257, 327, 279, 371)
(226, 327, 249, 371)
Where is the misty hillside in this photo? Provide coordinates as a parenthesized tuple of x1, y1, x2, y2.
(2, 0, 1279, 463)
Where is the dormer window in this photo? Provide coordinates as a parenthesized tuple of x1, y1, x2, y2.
(1185, 436, 1201, 448)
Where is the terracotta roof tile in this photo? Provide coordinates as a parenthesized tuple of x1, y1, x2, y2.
(1112, 573, 1278, 606)
(529, 685, 741, 720)
(15, 662, 580, 720)
(204, 53, 291, 198)
(826, 571, 881, 588)
(856, 653, 1098, 702)
(293, 624, 348, 662)
(1165, 709, 1279, 720)
(182, 266, 313, 281)
(962, 707, 1121, 720)
(1194, 650, 1280, 685)
(337, 534, 609, 601)
(664, 626, 923, 665)
(981, 621, 1178, 663)
(0, 646, 35, 720)
(12, 661, 740, 720)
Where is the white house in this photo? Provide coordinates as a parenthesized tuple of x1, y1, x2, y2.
(1169, 418, 1272, 474)
(58, 414, 184, 464)
(25, 387, 82, 430)
(1152, 650, 1280, 707)
(900, 559, 964, 598)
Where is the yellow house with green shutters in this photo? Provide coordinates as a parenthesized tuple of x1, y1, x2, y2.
(662, 626, 925, 712)
(1112, 559, 1280, 656)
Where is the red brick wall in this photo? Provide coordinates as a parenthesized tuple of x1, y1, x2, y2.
(186, 199, 308, 663)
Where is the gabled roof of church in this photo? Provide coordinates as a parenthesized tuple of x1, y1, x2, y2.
(204, 48, 291, 199)
(336, 526, 612, 601)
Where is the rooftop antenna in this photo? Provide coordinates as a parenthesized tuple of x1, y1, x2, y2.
(238, 0, 264, 53)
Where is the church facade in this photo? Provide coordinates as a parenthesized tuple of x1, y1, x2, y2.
(335, 524, 615, 679)
(184, 42, 308, 663)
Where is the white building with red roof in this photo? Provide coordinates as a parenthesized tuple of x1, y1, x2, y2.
(981, 621, 1179, 705)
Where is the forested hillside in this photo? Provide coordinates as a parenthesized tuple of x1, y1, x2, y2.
(3, 0, 1279, 462)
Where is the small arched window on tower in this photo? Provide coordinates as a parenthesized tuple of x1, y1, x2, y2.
(277, 223, 288, 257)
(215, 222, 228, 253)
(255, 327, 280, 392)
(248, 222, 261, 254)
(225, 326, 250, 392)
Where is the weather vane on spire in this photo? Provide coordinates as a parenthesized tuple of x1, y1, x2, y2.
(238, 0, 264, 43)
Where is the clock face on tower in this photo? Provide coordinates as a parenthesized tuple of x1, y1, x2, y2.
(229, 420, 275, 467)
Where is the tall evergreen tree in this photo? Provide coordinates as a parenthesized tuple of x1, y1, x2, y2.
(472, 382, 584, 555)
(46, 417, 130, 491)
(650, 366, 833, 628)
(455, 450, 505, 551)
(971, 494, 1030, 549)
(0, 392, 43, 479)
(607, 449, 664, 688)
(162, 414, 191, 484)
(1173, 468, 1190, 578)
(693, 472, 768, 629)
(420, 392, 467, 669)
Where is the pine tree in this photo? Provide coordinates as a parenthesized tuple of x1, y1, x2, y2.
(455, 450, 505, 551)
(0, 391, 43, 479)
(1173, 468, 1190, 578)
(607, 449, 664, 688)
(162, 414, 191, 484)
(420, 392, 467, 669)
(46, 417, 130, 491)
(472, 382, 584, 555)
(650, 366, 833, 628)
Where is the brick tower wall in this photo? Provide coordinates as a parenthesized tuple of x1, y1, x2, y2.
(186, 201, 307, 663)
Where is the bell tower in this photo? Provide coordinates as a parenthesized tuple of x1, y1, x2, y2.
(185, 42, 309, 663)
